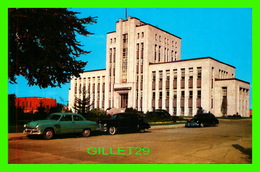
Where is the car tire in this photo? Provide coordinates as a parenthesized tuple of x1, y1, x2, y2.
(213, 122, 218, 127)
(108, 126, 117, 135)
(82, 129, 91, 137)
(200, 123, 205, 127)
(43, 129, 54, 140)
(139, 129, 145, 133)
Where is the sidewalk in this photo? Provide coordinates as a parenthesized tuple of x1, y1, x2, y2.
(150, 123, 185, 130)
(8, 123, 185, 140)
(8, 132, 27, 141)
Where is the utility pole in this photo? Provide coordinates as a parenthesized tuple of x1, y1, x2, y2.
(125, 8, 128, 20)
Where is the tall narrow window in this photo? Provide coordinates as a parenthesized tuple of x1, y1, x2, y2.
(158, 46, 161, 62)
(123, 33, 128, 43)
(154, 44, 157, 61)
(197, 67, 202, 88)
(159, 70, 163, 90)
(122, 34, 128, 83)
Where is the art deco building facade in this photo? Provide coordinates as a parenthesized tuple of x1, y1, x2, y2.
(68, 17, 250, 117)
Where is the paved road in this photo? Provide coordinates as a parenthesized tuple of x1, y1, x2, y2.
(8, 119, 252, 164)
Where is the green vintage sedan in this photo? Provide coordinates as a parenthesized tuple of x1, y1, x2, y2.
(23, 113, 97, 139)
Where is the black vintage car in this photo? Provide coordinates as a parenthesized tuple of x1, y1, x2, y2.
(97, 113, 150, 135)
(185, 113, 219, 127)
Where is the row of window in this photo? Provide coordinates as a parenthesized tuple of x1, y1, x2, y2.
(154, 44, 178, 62)
(74, 76, 105, 94)
(155, 34, 178, 48)
(152, 67, 202, 83)
(218, 69, 233, 79)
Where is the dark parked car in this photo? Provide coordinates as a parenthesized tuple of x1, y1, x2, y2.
(185, 113, 219, 127)
(97, 113, 150, 135)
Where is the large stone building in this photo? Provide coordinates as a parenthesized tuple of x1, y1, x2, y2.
(68, 16, 250, 117)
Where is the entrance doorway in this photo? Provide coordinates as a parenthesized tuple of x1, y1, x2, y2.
(120, 93, 128, 108)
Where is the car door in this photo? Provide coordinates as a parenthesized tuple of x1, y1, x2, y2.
(73, 114, 86, 133)
(117, 114, 129, 130)
(59, 114, 75, 134)
(128, 114, 139, 130)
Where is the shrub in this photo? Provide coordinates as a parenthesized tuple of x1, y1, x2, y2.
(145, 110, 172, 122)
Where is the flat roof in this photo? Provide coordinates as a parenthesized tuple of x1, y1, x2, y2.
(83, 68, 106, 73)
(150, 57, 236, 69)
(109, 16, 182, 39)
(215, 78, 250, 84)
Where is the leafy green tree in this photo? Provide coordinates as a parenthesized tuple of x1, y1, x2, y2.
(49, 103, 64, 113)
(8, 8, 97, 88)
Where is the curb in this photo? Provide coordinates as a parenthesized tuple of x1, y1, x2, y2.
(150, 124, 185, 130)
(8, 133, 28, 141)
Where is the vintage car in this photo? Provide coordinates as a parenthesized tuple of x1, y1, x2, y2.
(97, 113, 150, 135)
(185, 113, 219, 127)
(23, 113, 97, 139)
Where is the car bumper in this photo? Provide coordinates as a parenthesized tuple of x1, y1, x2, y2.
(23, 128, 43, 135)
(97, 124, 107, 132)
(185, 122, 200, 127)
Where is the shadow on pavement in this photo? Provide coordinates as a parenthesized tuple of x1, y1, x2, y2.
(232, 144, 252, 162)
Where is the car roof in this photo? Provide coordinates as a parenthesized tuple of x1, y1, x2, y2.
(51, 112, 83, 116)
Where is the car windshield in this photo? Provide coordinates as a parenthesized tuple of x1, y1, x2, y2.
(47, 114, 61, 120)
(111, 114, 117, 119)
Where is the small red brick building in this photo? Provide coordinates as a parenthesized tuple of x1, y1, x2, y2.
(15, 97, 57, 113)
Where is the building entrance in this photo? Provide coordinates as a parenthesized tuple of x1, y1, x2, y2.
(120, 93, 128, 108)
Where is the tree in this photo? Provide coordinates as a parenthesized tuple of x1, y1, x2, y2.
(73, 87, 92, 115)
(8, 8, 97, 88)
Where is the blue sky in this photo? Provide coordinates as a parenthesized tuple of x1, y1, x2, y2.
(8, 8, 252, 106)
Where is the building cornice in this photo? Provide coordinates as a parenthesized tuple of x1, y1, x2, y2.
(83, 68, 106, 73)
(112, 16, 182, 39)
(149, 57, 236, 69)
(215, 78, 250, 84)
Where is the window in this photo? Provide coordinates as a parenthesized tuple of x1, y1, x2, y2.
(152, 92, 156, 99)
(181, 91, 185, 99)
(197, 90, 201, 98)
(197, 67, 202, 79)
(222, 87, 227, 97)
(154, 44, 157, 61)
(181, 68, 185, 79)
(141, 43, 144, 59)
(158, 46, 161, 61)
(152, 71, 156, 81)
(159, 70, 163, 82)
(173, 69, 177, 79)
(123, 33, 128, 43)
(159, 91, 163, 99)
(74, 115, 84, 121)
(173, 91, 177, 99)
(60, 115, 72, 121)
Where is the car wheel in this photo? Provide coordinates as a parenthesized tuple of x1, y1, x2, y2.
(108, 126, 117, 135)
(200, 123, 205, 127)
(43, 129, 54, 140)
(213, 122, 218, 127)
(82, 129, 91, 137)
(139, 129, 145, 133)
